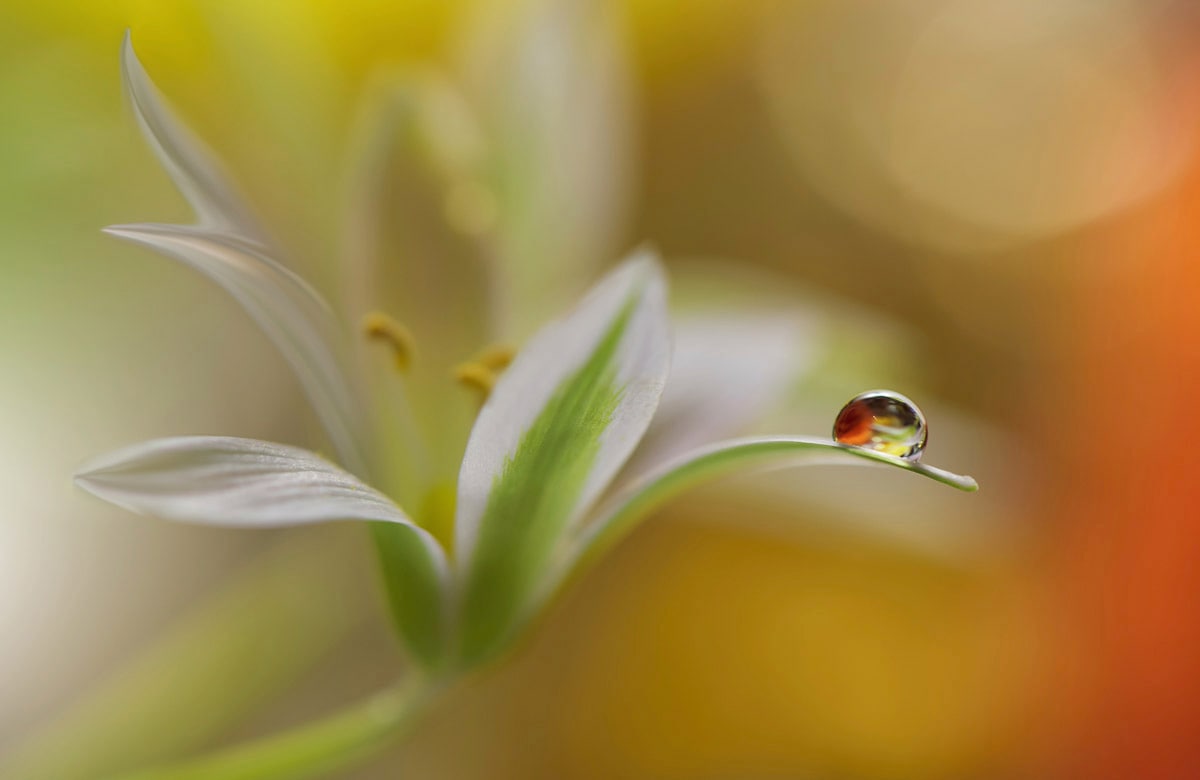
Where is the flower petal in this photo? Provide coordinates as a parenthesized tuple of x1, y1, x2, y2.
(566, 436, 977, 584)
(454, 249, 670, 663)
(103, 223, 365, 475)
(75, 435, 448, 666)
(77, 436, 404, 526)
(121, 32, 262, 240)
(622, 312, 814, 478)
(461, 0, 635, 329)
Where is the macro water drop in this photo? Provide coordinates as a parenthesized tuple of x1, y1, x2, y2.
(833, 390, 928, 461)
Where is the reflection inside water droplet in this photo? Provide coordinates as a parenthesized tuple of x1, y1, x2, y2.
(833, 390, 927, 461)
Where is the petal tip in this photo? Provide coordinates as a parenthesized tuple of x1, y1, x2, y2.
(838, 444, 980, 492)
(626, 243, 664, 275)
(612, 245, 668, 307)
(101, 224, 157, 246)
(120, 28, 144, 72)
(72, 466, 118, 503)
(910, 460, 979, 492)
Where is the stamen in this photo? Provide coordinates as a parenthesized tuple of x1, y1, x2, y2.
(453, 343, 516, 400)
(454, 362, 497, 395)
(473, 344, 516, 373)
(361, 312, 415, 371)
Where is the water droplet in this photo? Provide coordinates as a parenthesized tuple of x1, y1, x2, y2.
(833, 390, 927, 461)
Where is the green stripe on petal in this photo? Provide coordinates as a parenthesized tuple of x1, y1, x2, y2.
(455, 251, 670, 665)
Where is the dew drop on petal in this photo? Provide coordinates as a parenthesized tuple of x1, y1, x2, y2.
(833, 390, 928, 461)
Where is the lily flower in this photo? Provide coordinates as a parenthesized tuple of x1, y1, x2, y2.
(74, 34, 975, 774)
(80, 34, 976, 671)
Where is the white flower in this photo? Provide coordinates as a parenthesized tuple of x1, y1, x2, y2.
(76, 35, 976, 673)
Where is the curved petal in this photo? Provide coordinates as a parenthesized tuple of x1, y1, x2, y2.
(454, 249, 670, 663)
(113, 38, 365, 474)
(121, 32, 262, 240)
(103, 223, 365, 475)
(546, 436, 977, 601)
(75, 436, 448, 666)
(76, 436, 413, 527)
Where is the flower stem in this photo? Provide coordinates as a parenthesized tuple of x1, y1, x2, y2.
(111, 677, 448, 780)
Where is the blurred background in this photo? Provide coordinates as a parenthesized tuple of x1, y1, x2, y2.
(3, 0, 1199, 777)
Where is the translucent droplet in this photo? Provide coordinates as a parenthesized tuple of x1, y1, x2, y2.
(833, 390, 927, 461)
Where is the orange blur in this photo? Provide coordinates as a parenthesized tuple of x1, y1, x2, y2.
(1053, 53, 1200, 779)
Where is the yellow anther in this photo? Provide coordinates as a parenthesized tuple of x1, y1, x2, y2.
(473, 343, 516, 373)
(361, 312, 415, 371)
(454, 362, 497, 395)
(453, 343, 517, 400)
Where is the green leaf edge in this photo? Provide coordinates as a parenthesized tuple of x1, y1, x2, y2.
(104, 676, 447, 780)
(369, 523, 450, 671)
(552, 436, 978, 599)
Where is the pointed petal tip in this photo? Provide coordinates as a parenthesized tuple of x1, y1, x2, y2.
(72, 471, 128, 511)
(72, 437, 162, 484)
(74, 453, 123, 482)
(101, 223, 166, 246)
(827, 443, 979, 492)
(625, 243, 664, 274)
(119, 29, 142, 82)
(607, 245, 667, 304)
(886, 454, 979, 492)
(72, 458, 141, 514)
(102, 222, 163, 236)
(923, 468, 978, 492)
(900, 461, 980, 492)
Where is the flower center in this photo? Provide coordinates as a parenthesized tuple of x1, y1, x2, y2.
(362, 310, 515, 401)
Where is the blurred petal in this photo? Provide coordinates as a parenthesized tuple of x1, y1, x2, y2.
(121, 32, 262, 240)
(624, 312, 814, 476)
(76, 435, 448, 665)
(460, 0, 635, 329)
(103, 224, 364, 473)
(341, 73, 495, 490)
(455, 250, 670, 663)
